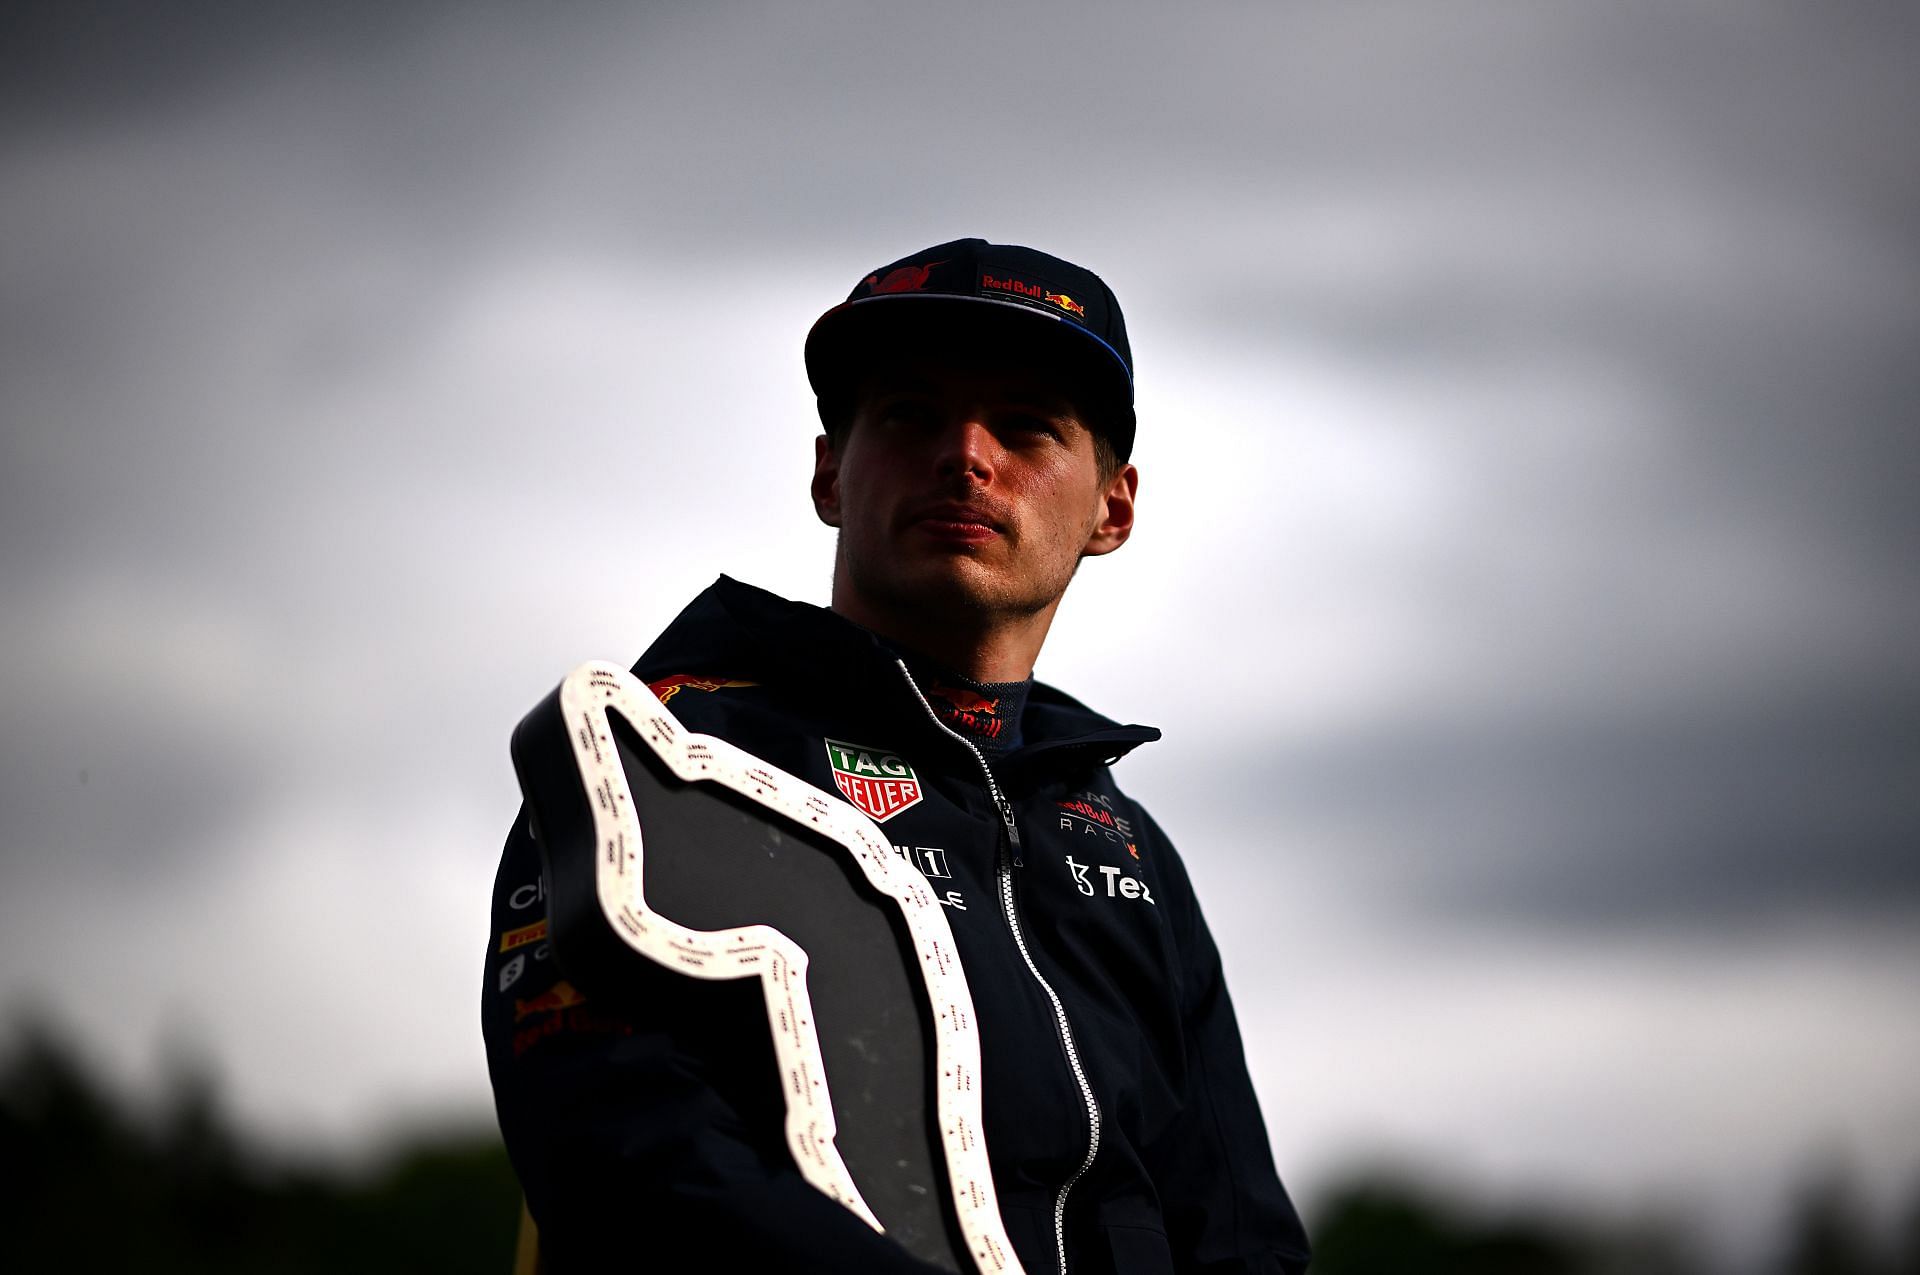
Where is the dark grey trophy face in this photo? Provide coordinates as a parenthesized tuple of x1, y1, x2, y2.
(611, 718, 955, 1263)
(510, 664, 1021, 1275)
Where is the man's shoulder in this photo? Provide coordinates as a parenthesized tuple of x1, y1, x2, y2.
(629, 575, 771, 685)
(631, 574, 892, 687)
(1013, 678, 1162, 776)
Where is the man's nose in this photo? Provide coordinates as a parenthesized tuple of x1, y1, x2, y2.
(932, 415, 997, 483)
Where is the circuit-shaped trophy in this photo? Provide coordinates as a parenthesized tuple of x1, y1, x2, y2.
(511, 662, 1022, 1275)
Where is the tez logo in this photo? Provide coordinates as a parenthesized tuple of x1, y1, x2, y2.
(824, 738, 924, 823)
(1066, 855, 1155, 905)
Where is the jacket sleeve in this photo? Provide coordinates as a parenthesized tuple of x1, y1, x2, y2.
(481, 808, 951, 1274)
(1137, 808, 1312, 1275)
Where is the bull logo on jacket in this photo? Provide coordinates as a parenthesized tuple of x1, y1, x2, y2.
(825, 738, 925, 822)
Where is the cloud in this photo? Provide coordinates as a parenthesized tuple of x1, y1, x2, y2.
(1204, 695, 1920, 929)
(3, 1, 1918, 1250)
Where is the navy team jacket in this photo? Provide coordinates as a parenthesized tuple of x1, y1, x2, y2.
(481, 576, 1310, 1275)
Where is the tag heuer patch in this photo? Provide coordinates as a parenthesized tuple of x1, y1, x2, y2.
(824, 738, 924, 823)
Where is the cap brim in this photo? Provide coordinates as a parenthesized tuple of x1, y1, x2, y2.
(804, 294, 1136, 460)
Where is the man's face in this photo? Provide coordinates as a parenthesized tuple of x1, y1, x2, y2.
(811, 354, 1137, 629)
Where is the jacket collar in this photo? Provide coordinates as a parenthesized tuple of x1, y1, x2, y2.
(636, 575, 1161, 773)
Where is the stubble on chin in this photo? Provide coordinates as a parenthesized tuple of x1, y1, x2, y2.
(840, 533, 1068, 629)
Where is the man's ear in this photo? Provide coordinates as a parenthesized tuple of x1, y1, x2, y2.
(811, 434, 842, 527)
(1082, 463, 1138, 558)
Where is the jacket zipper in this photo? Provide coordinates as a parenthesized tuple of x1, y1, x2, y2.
(895, 662, 1101, 1275)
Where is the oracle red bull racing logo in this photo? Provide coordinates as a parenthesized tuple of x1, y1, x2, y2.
(824, 738, 924, 823)
(1058, 790, 1139, 858)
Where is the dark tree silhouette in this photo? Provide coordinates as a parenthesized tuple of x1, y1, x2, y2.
(1780, 1164, 1880, 1275)
(1305, 1174, 1701, 1275)
(0, 1018, 520, 1273)
(1894, 1179, 1920, 1275)
(6, 1013, 1904, 1274)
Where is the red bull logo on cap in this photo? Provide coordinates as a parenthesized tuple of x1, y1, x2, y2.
(864, 260, 946, 294)
(981, 272, 1089, 322)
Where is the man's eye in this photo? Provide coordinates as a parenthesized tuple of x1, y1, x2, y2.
(878, 398, 938, 428)
(1001, 414, 1061, 439)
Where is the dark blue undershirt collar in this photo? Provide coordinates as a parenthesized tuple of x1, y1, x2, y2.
(896, 654, 1031, 759)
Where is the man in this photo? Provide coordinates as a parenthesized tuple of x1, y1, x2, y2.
(483, 239, 1310, 1274)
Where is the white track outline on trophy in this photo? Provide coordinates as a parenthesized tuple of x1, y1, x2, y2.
(556, 662, 1024, 1275)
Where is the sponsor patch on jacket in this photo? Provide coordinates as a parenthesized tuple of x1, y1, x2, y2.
(514, 979, 587, 1023)
(1058, 790, 1138, 857)
(824, 738, 924, 822)
(498, 919, 548, 953)
(1065, 855, 1155, 905)
(510, 980, 633, 1058)
(647, 673, 758, 704)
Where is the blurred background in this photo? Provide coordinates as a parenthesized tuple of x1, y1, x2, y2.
(4, 2, 1917, 1270)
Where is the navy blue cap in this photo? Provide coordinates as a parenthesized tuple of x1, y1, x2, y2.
(805, 238, 1136, 461)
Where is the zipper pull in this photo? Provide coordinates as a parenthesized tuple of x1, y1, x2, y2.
(997, 795, 1023, 866)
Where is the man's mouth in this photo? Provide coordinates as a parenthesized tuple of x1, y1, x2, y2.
(907, 501, 1004, 545)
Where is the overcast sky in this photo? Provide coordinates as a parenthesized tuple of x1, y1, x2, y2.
(4, 2, 1917, 1264)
